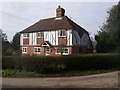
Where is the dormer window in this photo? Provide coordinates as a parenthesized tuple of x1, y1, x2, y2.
(37, 32, 44, 38)
(58, 30, 67, 37)
(23, 33, 29, 38)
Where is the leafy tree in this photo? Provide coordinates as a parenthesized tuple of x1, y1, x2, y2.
(12, 32, 20, 50)
(1, 30, 13, 55)
(96, 2, 120, 52)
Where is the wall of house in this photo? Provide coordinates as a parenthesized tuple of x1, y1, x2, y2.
(20, 46, 72, 56)
(20, 29, 73, 46)
(80, 33, 92, 49)
(72, 30, 92, 49)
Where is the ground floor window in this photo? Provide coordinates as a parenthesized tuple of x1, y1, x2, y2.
(22, 47, 28, 53)
(46, 47, 50, 53)
(56, 47, 69, 55)
(63, 48, 68, 53)
(34, 47, 41, 54)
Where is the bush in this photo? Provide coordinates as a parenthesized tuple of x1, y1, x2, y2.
(2, 69, 17, 77)
(2, 54, 120, 73)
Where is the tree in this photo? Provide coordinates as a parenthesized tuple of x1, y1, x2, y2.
(96, 2, 120, 52)
(12, 32, 20, 50)
(1, 30, 13, 55)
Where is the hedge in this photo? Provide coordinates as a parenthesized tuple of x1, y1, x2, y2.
(2, 54, 120, 73)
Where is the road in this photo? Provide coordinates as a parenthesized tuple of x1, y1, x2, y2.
(2, 71, 119, 88)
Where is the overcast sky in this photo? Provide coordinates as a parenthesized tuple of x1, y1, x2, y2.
(1, 2, 118, 41)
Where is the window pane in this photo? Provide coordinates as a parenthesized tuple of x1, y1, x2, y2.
(34, 48, 37, 52)
(37, 32, 44, 37)
(57, 49, 60, 53)
(23, 34, 26, 37)
(58, 30, 66, 36)
(46, 47, 50, 52)
(41, 32, 44, 37)
(65, 48, 68, 53)
(23, 33, 29, 37)
(27, 33, 29, 37)
(23, 48, 27, 52)
(38, 48, 40, 52)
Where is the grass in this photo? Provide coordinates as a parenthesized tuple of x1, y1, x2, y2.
(1, 69, 117, 77)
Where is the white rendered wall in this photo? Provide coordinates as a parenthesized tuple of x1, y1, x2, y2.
(20, 34, 23, 45)
(67, 30, 72, 46)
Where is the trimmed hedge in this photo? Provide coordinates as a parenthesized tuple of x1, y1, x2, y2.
(2, 54, 120, 73)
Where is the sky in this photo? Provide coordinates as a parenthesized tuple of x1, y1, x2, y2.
(0, 1, 118, 41)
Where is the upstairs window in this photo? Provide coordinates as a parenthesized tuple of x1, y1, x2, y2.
(34, 47, 41, 53)
(37, 32, 44, 38)
(58, 30, 67, 37)
(23, 33, 29, 38)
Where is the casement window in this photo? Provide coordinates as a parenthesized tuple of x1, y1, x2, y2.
(22, 47, 28, 53)
(23, 33, 29, 38)
(63, 48, 68, 53)
(34, 47, 41, 53)
(58, 30, 67, 37)
(46, 47, 50, 53)
(36, 32, 44, 38)
(56, 47, 69, 54)
(57, 48, 61, 53)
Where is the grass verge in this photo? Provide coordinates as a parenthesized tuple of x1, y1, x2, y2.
(1, 69, 117, 77)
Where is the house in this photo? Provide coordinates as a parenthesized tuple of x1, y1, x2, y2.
(20, 6, 93, 56)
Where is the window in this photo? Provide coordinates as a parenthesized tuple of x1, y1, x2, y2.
(37, 32, 44, 38)
(23, 33, 29, 38)
(64, 48, 68, 53)
(46, 47, 50, 53)
(56, 47, 69, 54)
(57, 48, 61, 53)
(22, 47, 28, 53)
(34, 47, 41, 53)
(58, 30, 67, 37)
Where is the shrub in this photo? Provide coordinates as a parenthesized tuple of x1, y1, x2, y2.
(2, 54, 120, 73)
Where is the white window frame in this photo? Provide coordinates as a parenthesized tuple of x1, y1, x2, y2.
(22, 47, 28, 54)
(58, 30, 67, 37)
(36, 32, 44, 38)
(56, 47, 69, 55)
(34, 47, 41, 54)
(46, 47, 51, 53)
(23, 33, 29, 38)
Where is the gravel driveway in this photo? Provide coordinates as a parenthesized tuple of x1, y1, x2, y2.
(2, 71, 119, 88)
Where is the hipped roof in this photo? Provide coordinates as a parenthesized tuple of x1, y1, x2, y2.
(20, 16, 88, 33)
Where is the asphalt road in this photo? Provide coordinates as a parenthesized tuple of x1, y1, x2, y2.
(2, 71, 119, 88)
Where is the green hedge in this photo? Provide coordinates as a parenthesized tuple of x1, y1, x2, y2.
(2, 54, 120, 73)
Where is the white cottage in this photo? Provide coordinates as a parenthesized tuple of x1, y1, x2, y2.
(20, 6, 93, 56)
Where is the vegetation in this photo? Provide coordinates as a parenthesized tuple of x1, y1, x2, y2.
(1, 69, 115, 77)
(2, 54, 119, 77)
(11, 32, 20, 50)
(1, 2, 120, 78)
(1, 30, 20, 56)
(95, 2, 120, 53)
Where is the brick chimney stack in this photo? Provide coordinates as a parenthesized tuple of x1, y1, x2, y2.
(56, 6, 65, 18)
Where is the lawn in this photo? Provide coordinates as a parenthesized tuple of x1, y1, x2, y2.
(1, 69, 117, 77)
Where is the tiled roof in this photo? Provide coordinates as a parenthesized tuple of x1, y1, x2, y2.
(20, 16, 88, 33)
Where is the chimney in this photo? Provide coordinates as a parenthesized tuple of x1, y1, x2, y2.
(56, 6, 65, 18)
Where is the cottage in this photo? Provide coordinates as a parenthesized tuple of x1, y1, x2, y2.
(20, 6, 93, 56)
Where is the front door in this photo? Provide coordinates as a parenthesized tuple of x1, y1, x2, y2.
(45, 47, 50, 56)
